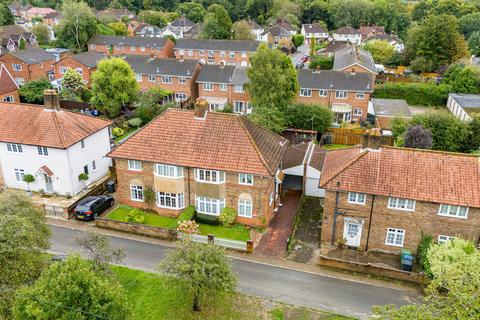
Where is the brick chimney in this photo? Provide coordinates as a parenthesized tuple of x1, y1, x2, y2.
(194, 98, 208, 119)
(43, 89, 60, 111)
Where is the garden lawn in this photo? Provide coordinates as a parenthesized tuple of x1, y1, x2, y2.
(106, 205, 177, 229)
(321, 144, 351, 150)
(197, 223, 251, 241)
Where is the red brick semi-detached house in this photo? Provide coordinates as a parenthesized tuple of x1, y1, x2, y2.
(333, 46, 377, 75)
(196, 64, 251, 114)
(297, 68, 374, 122)
(122, 55, 201, 102)
(54, 51, 106, 85)
(319, 146, 480, 254)
(107, 103, 288, 227)
(88, 34, 174, 58)
(0, 63, 20, 102)
(174, 39, 262, 66)
(0, 47, 55, 86)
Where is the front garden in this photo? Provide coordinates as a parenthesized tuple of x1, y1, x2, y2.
(105, 205, 252, 241)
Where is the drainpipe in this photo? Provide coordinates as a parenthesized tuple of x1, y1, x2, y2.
(187, 167, 191, 206)
(365, 194, 375, 251)
(331, 189, 340, 245)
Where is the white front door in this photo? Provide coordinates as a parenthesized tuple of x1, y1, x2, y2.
(343, 221, 362, 247)
(44, 174, 54, 193)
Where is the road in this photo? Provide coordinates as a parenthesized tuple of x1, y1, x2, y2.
(50, 225, 420, 319)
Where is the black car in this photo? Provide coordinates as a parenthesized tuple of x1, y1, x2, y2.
(73, 195, 114, 221)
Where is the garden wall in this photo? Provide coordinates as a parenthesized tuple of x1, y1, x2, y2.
(95, 217, 177, 240)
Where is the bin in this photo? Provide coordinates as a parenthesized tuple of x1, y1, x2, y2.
(106, 180, 115, 193)
(401, 259, 413, 272)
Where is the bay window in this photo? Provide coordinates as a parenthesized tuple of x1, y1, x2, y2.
(195, 196, 225, 215)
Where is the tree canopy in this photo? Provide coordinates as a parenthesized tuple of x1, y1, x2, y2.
(19, 78, 53, 104)
(442, 64, 480, 94)
(0, 3, 14, 26)
(363, 40, 395, 65)
(60, 68, 87, 101)
(176, 2, 206, 23)
(31, 23, 50, 45)
(201, 4, 232, 39)
(232, 20, 255, 40)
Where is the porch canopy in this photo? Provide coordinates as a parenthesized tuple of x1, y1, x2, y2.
(331, 103, 352, 114)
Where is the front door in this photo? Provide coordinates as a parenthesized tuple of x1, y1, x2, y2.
(44, 174, 54, 193)
(343, 221, 362, 247)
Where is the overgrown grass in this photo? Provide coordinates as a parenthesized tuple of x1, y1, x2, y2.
(321, 144, 351, 150)
(106, 205, 178, 229)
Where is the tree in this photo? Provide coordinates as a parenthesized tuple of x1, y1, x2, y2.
(19, 78, 53, 104)
(76, 231, 125, 273)
(201, 4, 232, 39)
(31, 23, 50, 45)
(285, 103, 333, 133)
(108, 21, 128, 35)
(61, 68, 87, 101)
(429, 0, 478, 19)
(0, 3, 14, 26)
(468, 115, 480, 151)
(23, 174, 35, 193)
(134, 87, 173, 124)
(13, 255, 131, 320)
(176, 2, 205, 23)
(363, 40, 395, 64)
(144, 0, 178, 11)
(159, 240, 236, 311)
(55, 0, 97, 51)
(91, 58, 139, 118)
(309, 35, 316, 56)
(459, 12, 480, 39)
(78, 172, 89, 190)
(468, 31, 480, 56)
(405, 14, 468, 71)
(403, 125, 433, 149)
(309, 55, 333, 70)
(232, 20, 255, 40)
(18, 38, 26, 50)
(138, 10, 168, 28)
(0, 191, 50, 318)
(292, 34, 305, 48)
(442, 64, 480, 94)
(247, 43, 299, 125)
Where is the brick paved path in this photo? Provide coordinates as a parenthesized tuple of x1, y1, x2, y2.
(255, 190, 302, 258)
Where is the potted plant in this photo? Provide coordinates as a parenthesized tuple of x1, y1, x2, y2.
(23, 174, 35, 195)
(78, 173, 89, 190)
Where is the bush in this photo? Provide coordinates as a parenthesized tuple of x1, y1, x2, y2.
(177, 220, 200, 234)
(417, 233, 433, 276)
(285, 103, 333, 133)
(127, 118, 142, 127)
(112, 127, 125, 137)
(178, 205, 195, 222)
(373, 82, 450, 106)
(195, 212, 219, 225)
(218, 207, 237, 227)
(125, 209, 145, 224)
(309, 55, 334, 70)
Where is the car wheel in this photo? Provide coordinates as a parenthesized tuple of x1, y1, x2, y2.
(109, 199, 114, 207)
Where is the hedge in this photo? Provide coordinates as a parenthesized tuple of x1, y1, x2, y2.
(177, 205, 195, 222)
(373, 82, 450, 106)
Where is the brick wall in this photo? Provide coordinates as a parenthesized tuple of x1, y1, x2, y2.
(0, 54, 54, 83)
(174, 49, 250, 65)
(54, 57, 95, 84)
(115, 159, 275, 227)
(321, 190, 480, 254)
(198, 83, 251, 106)
(0, 89, 20, 103)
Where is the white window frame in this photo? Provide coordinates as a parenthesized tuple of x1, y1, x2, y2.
(195, 195, 225, 216)
(438, 204, 468, 219)
(80, 139, 85, 149)
(178, 77, 186, 84)
(335, 90, 347, 99)
(128, 160, 142, 171)
(234, 85, 244, 93)
(148, 75, 156, 82)
(12, 63, 22, 71)
(130, 185, 144, 202)
(92, 160, 96, 172)
(239, 173, 254, 185)
(348, 192, 366, 205)
(199, 49, 205, 56)
(387, 197, 416, 212)
(203, 82, 213, 91)
(356, 92, 365, 99)
(300, 88, 312, 97)
(220, 50, 226, 57)
(75, 67, 83, 75)
(59, 66, 68, 74)
(14, 168, 25, 182)
(238, 199, 253, 218)
(2, 95, 14, 103)
(15, 78, 25, 85)
(187, 49, 193, 57)
(140, 46, 146, 52)
(154, 163, 183, 178)
(207, 50, 214, 58)
(438, 235, 455, 244)
(229, 51, 235, 59)
(175, 92, 187, 101)
(319, 89, 327, 97)
(161, 75, 172, 84)
(90, 44, 96, 49)
(37, 146, 48, 156)
(194, 168, 225, 184)
(234, 101, 245, 114)
(241, 51, 247, 58)
(353, 108, 362, 116)
(219, 83, 227, 91)
(136, 73, 142, 82)
(157, 192, 184, 209)
(7, 143, 23, 153)
(385, 228, 405, 247)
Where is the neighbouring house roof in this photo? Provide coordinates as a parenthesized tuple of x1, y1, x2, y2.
(170, 17, 195, 28)
(297, 69, 374, 92)
(282, 142, 310, 169)
(246, 20, 263, 30)
(310, 145, 326, 171)
(175, 38, 262, 52)
(0, 64, 19, 95)
(26, 7, 56, 15)
(184, 23, 200, 38)
(123, 55, 198, 77)
(367, 33, 403, 44)
(135, 25, 162, 36)
(88, 35, 169, 48)
(231, 66, 248, 85)
(333, 46, 377, 74)
(320, 41, 349, 54)
(262, 25, 292, 38)
(372, 98, 412, 117)
(321, 147, 480, 208)
(9, 47, 55, 64)
(108, 108, 288, 176)
(70, 51, 105, 68)
(449, 93, 480, 117)
(274, 19, 296, 32)
(302, 24, 327, 34)
(357, 25, 385, 37)
(43, 11, 61, 19)
(0, 103, 111, 149)
(334, 26, 361, 35)
(196, 64, 236, 83)
(0, 24, 30, 38)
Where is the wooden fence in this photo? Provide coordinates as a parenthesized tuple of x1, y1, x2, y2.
(328, 128, 393, 147)
(60, 100, 92, 111)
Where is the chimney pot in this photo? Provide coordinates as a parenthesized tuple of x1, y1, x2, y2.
(194, 98, 208, 119)
(43, 89, 60, 110)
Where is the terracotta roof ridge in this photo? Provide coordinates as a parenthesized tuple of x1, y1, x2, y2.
(50, 111, 66, 148)
(320, 149, 369, 188)
(382, 145, 480, 158)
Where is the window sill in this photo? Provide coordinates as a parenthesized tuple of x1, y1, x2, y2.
(131, 198, 144, 202)
(437, 213, 467, 219)
(385, 243, 404, 247)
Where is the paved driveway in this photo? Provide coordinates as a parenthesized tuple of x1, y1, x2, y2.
(255, 190, 302, 258)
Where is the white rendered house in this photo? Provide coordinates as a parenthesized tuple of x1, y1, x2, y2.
(0, 91, 112, 196)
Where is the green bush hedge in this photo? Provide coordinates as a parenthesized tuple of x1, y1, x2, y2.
(417, 233, 433, 276)
(195, 212, 219, 226)
(309, 55, 334, 70)
(177, 205, 195, 222)
(373, 82, 450, 106)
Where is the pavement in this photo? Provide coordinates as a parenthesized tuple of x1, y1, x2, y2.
(255, 190, 302, 258)
(48, 222, 422, 319)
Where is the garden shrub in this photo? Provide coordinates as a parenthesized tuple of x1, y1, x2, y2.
(373, 82, 450, 106)
(112, 127, 124, 137)
(195, 212, 219, 225)
(178, 205, 195, 222)
(125, 209, 145, 224)
(218, 207, 237, 227)
(127, 118, 142, 127)
(309, 55, 333, 70)
(177, 220, 200, 234)
(417, 233, 433, 276)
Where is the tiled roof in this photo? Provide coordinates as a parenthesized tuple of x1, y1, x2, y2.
(43, 11, 60, 19)
(302, 24, 327, 34)
(170, 17, 195, 28)
(320, 41, 348, 54)
(320, 146, 364, 186)
(123, 55, 198, 77)
(0, 64, 18, 95)
(358, 26, 385, 37)
(0, 103, 111, 149)
(334, 26, 360, 35)
(298, 69, 374, 92)
(175, 38, 261, 52)
(9, 47, 55, 64)
(0, 25, 29, 38)
(108, 108, 288, 176)
(70, 51, 105, 68)
(196, 64, 236, 83)
(309, 145, 326, 171)
(372, 98, 412, 117)
(231, 66, 248, 85)
(282, 143, 309, 168)
(88, 35, 169, 48)
(321, 147, 480, 208)
(333, 46, 377, 74)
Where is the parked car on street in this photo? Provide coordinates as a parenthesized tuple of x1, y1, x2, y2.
(73, 195, 114, 221)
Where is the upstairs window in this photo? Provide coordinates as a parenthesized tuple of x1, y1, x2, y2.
(195, 169, 225, 183)
(203, 82, 213, 91)
(37, 146, 48, 156)
(148, 75, 156, 82)
(136, 73, 142, 82)
(356, 92, 365, 99)
(300, 88, 312, 97)
(234, 85, 244, 93)
(438, 235, 455, 244)
(319, 90, 327, 97)
(128, 160, 142, 171)
(178, 77, 186, 84)
(59, 66, 68, 74)
(161, 75, 172, 84)
(12, 63, 22, 71)
(219, 83, 227, 91)
(239, 173, 254, 185)
(438, 204, 468, 219)
(229, 51, 235, 59)
(335, 90, 347, 99)
(388, 197, 416, 212)
(155, 164, 183, 177)
(7, 143, 23, 153)
(348, 192, 366, 205)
